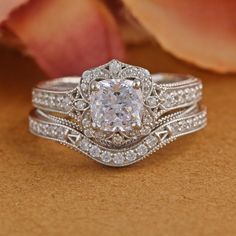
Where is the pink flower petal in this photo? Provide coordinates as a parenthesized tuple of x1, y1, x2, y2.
(122, 0, 236, 73)
(0, 0, 29, 23)
(5, 0, 125, 77)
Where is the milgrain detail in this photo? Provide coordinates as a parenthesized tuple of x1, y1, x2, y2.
(29, 107, 207, 167)
(32, 62, 202, 118)
(29, 60, 207, 167)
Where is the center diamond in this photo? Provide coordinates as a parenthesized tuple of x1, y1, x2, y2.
(90, 79, 143, 132)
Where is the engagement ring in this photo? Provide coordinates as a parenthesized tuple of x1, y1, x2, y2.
(29, 60, 207, 167)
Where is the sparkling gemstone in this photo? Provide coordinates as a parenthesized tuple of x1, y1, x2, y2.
(112, 134, 124, 145)
(113, 153, 125, 164)
(109, 60, 122, 75)
(90, 79, 143, 132)
(89, 146, 100, 158)
(101, 152, 112, 162)
(61, 96, 71, 109)
(74, 100, 87, 110)
(55, 127, 65, 139)
(81, 83, 87, 91)
(140, 126, 152, 135)
(82, 119, 90, 127)
(84, 129, 94, 137)
(125, 151, 136, 161)
(80, 139, 90, 152)
(82, 70, 92, 83)
(136, 144, 148, 156)
(147, 96, 158, 107)
(48, 95, 55, 107)
(146, 135, 158, 148)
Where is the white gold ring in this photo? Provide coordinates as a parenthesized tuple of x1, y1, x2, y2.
(29, 60, 207, 167)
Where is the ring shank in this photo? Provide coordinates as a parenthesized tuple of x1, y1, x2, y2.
(29, 105, 207, 166)
(29, 68, 206, 166)
(32, 73, 202, 119)
(37, 73, 199, 91)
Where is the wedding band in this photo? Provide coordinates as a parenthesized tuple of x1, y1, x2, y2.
(32, 73, 202, 124)
(29, 60, 207, 167)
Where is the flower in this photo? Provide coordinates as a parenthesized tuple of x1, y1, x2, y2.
(1, 0, 236, 75)
(122, 0, 236, 73)
(0, 0, 125, 77)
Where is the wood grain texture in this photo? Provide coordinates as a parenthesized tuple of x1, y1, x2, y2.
(0, 43, 236, 236)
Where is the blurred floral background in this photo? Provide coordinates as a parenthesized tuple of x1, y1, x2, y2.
(0, 0, 236, 77)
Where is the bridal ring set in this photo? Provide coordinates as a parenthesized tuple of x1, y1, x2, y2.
(29, 60, 207, 167)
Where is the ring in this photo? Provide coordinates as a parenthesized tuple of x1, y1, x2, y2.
(29, 60, 207, 167)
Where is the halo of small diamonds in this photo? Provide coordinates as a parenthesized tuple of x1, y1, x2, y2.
(76, 60, 156, 148)
(30, 60, 207, 167)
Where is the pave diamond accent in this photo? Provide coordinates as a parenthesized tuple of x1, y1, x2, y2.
(89, 146, 100, 158)
(80, 138, 90, 152)
(101, 151, 112, 163)
(30, 60, 206, 167)
(136, 144, 148, 156)
(113, 153, 125, 164)
(109, 60, 122, 75)
(74, 99, 88, 110)
(90, 79, 143, 132)
(125, 151, 136, 161)
(32, 91, 72, 112)
(146, 135, 158, 148)
(29, 107, 207, 167)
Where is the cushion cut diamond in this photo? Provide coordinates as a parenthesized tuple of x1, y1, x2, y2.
(90, 79, 143, 132)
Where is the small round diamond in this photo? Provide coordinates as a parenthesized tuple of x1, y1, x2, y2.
(55, 127, 65, 139)
(146, 135, 158, 148)
(55, 96, 63, 108)
(48, 95, 55, 107)
(112, 134, 124, 145)
(62, 96, 71, 108)
(113, 153, 125, 164)
(89, 146, 100, 158)
(125, 151, 136, 161)
(136, 144, 148, 156)
(82, 70, 92, 83)
(82, 118, 91, 127)
(81, 83, 87, 91)
(140, 126, 152, 135)
(109, 60, 122, 75)
(80, 138, 90, 152)
(147, 96, 158, 107)
(47, 125, 55, 137)
(101, 151, 112, 162)
(74, 100, 87, 110)
(84, 129, 94, 137)
(143, 114, 153, 124)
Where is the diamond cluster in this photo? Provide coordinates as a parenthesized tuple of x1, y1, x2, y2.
(32, 91, 72, 112)
(161, 85, 202, 109)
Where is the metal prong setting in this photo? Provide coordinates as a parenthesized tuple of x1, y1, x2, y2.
(92, 122, 101, 130)
(30, 60, 206, 167)
(91, 81, 100, 91)
(131, 122, 142, 130)
(132, 79, 142, 89)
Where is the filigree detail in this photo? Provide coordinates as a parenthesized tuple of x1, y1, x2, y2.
(29, 108, 207, 167)
(76, 60, 155, 148)
(30, 60, 206, 167)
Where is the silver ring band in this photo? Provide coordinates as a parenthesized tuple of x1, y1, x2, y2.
(32, 74, 202, 119)
(29, 60, 207, 167)
(29, 105, 207, 167)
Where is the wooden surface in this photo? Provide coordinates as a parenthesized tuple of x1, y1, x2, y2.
(0, 43, 236, 236)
